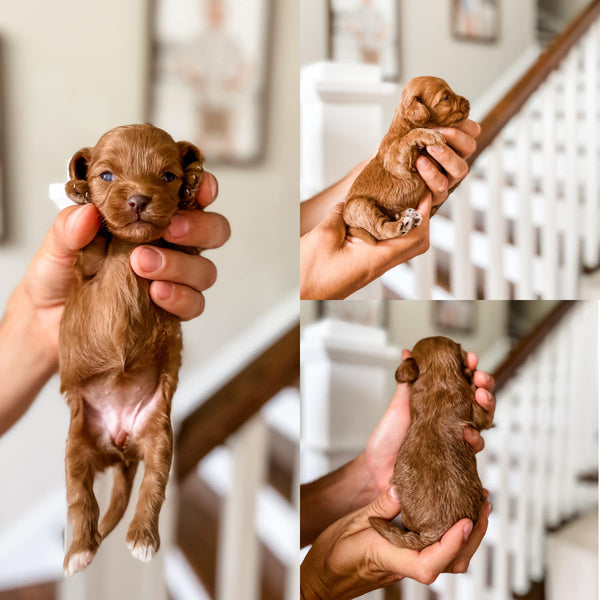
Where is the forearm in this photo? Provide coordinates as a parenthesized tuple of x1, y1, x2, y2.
(0, 284, 58, 435)
(300, 158, 370, 236)
(300, 453, 375, 547)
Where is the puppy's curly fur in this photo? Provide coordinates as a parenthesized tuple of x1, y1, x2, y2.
(59, 124, 204, 575)
(369, 336, 492, 550)
(343, 76, 470, 244)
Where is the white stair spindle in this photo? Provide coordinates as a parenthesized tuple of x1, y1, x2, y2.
(541, 74, 559, 299)
(492, 403, 510, 600)
(563, 50, 581, 297)
(515, 103, 534, 298)
(450, 181, 476, 299)
(216, 415, 268, 600)
(583, 23, 600, 268)
(513, 375, 533, 594)
(413, 245, 435, 300)
(485, 138, 508, 299)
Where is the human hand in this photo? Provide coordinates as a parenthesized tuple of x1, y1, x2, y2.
(300, 194, 432, 300)
(301, 486, 491, 599)
(360, 349, 495, 499)
(21, 171, 227, 358)
(130, 172, 230, 320)
(416, 119, 480, 209)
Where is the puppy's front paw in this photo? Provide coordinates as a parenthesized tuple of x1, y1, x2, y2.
(126, 522, 160, 562)
(396, 207, 423, 236)
(63, 549, 96, 577)
(421, 130, 446, 148)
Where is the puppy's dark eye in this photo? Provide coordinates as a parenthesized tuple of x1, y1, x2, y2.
(162, 172, 176, 182)
(442, 94, 450, 101)
(100, 172, 114, 182)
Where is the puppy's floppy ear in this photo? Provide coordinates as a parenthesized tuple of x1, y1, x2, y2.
(177, 141, 205, 209)
(395, 357, 419, 383)
(65, 148, 92, 204)
(404, 96, 430, 125)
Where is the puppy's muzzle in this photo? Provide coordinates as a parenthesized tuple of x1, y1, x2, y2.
(128, 194, 151, 215)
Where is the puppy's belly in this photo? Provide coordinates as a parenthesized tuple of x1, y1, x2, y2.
(81, 371, 161, 449)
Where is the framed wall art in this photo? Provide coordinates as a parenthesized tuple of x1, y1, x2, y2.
(149, 0, 273, 165)
(328, 0, 399, 80)
(451, 0, 500, 43)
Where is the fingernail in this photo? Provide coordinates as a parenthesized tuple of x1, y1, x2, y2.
(137, 247, 163, 272)
(486, 503, 492, 516)
(484, 490, 490, 499)
(389, 486, 398, 500)
(66, 205, 87, 234)
(168, 214, 189, 239)
(428, 145, 445, 155)
(463, 522, 473, 542)
(416, 156, 430, 169)
(208, 174, 218, 199)
(155, 281, 173, 301)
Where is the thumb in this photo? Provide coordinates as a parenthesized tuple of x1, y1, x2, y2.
(364, 487, 401, 521)
(316, 202, 348, 246)
(43, 204, 100, 262)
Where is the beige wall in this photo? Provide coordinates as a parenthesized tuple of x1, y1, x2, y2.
(301, 0, 537, 103)
(0, 0, 298, 528)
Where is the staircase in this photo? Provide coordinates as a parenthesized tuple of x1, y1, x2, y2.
(384, 1, 600, 300)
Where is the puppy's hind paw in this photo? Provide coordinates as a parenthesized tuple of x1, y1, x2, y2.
(63, 549, 96, 577)
(127, 540, 157, 563)
(397, 208, 422, 236)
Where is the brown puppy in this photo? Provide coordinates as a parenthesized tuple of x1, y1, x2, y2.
(369, 336, 492, 550)
(59, 124, 204, 575)
(343, 76, 470, 244)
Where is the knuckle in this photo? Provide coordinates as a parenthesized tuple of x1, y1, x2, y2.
(452, 560, 470, 574)
(417, 567, 438, 585)
(458, 162, 470, 180)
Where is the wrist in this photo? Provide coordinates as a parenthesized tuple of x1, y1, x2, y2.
(5, 283, 59, 377)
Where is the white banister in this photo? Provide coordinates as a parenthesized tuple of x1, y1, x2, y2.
(450, 181, 476, 299)
(515, 102, 534, 299)
(413, 246, 435, 300)
(541, 73, 560, 299)
(584, 21, 600, 269)
(484, 138, 507, 299)
(562, 49, 581, 298)
(216, 414, 268, 600)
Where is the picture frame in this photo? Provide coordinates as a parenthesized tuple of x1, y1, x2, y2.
(433, 301, 476, 334)
(149, 0, 273, 166)
(451, 0, 500, 44)
(328, 0, 400, 81)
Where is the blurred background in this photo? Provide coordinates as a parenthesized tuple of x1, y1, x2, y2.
(0, 1, 299, 599)
(301, 299, 599, 600)
(300, 0, 600, 301)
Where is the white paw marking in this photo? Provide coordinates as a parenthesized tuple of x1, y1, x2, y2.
(398, 208, 422, 236)
(64, 550, 95, 576)
(128, 540, 156, 562)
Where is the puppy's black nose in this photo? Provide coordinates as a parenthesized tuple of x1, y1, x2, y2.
(128, 195, 150, 215)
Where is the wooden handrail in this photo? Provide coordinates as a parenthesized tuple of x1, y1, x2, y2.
(493, 301, 576, 393)
(468, 0, 600, 165)
(175, 323, 300, 481)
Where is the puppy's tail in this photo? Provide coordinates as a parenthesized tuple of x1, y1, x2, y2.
(368, 517, 438, 551)
(99, 461, 139, 539)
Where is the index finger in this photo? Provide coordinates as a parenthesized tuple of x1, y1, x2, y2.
(196, 171, 219, 208)
(455, 119, 481, 138)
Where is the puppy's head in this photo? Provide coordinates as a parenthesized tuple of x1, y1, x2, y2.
(396, 336, 471, 384)
(397, 76, 470, 128)
(65, 124, 204, 243)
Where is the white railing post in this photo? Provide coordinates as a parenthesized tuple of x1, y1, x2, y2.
(485, 138, 508, 299)
(216, 414, 268, 600)
(515, 102, 534, 298)
(450, 181, 476, 299)
(413, 246, 435, 300)
(563, 49, 581, 297)
(583, 22, 600, 268)
(541, 73, 560, 299)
